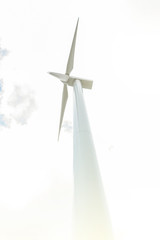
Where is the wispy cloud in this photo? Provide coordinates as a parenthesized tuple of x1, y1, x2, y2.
(0, 49, 10, 127)
(0, 79, 11, 128)
(0, 114, 10, 127)
(0, 114, 5, 126)
(8, 85, 37, 125)
(0, 44, 36, 128)
(0, 47, 9, 60)
(0, 79, 37, 128)
(0, 79, 2, 93)
(62, 120, 72, 133)
(0, 79, 3, 105)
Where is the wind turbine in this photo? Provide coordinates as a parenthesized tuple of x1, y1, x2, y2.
(49, 19, 113, 240)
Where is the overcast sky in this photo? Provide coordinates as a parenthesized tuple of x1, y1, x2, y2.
(1, 0, 160, 239)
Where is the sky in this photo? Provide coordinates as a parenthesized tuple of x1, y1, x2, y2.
(0, 0, 160, 239)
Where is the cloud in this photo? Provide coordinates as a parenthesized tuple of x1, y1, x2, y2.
(0, 114, 5, 126)
(0, 49, 11, 127)
(0, 114, 10, 127)
(108, 145, 114, 152)
(0, 80, 11, 128)
(8, 85, 37, 125)
(0, 43, 36, 127)
(0, 79, 2, 93)
(0, 79, 3, 105)
(0, 47, 9, 60)
(62, 121, 72, 133)
(0, 83, 37, 127)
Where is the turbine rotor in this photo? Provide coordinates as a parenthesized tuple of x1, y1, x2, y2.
(49, 19, 79, 139)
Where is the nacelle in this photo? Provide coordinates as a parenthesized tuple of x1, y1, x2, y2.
(68, 76, 93, 89)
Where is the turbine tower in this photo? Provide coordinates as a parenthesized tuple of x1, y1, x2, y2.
(49, 19, 113, 240)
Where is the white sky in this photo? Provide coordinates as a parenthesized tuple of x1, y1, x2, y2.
(0, 0, 160, 239)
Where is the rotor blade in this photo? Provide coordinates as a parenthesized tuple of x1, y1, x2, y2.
(58, 84, 68, 140)
(65, 18, 79, 75)
(49, 72, 69, 82)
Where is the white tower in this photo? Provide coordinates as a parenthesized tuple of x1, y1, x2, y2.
(49, 19, 113, 240)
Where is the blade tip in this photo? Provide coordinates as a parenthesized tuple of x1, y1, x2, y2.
(57, 130, 61, 141)
(77, 18, 79, 27)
